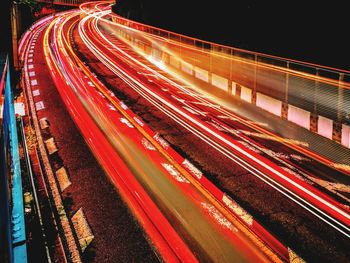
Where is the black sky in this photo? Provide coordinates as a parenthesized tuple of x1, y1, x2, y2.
(114, 0, 349, 70)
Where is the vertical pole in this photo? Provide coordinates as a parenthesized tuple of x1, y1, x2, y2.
(4, 0, 16, 87)
(11, 2, 20, 72)
(281, 62, 290, 119)
(251, 54, 257, 105)
(310, 69, 319, 133)
(179, 35, 182, 70)
(208, 44, 212, 85)
(333, 73, 344, 143)
(228, 48, 233, 95)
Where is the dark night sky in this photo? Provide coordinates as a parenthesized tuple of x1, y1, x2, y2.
(1, 1, 348, 70)
(113, 0, 350, 70)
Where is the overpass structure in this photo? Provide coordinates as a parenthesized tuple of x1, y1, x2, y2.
(109, 15, 350, 158)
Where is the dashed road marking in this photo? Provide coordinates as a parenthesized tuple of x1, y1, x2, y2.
(161, 163, 189, 183)
(35, 101, 45, 111)
(32, 89, 40, 97)
(71, 208, 94, 253)
(39, 117, 49, 129)
(45, 137, 58, 155)
(31, 79, 38, 86)
(55, 167, 71, 191)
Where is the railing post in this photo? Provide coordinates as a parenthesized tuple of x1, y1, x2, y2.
(208, 44, 213, 85)
(310, 69, 319, 133)
(251, 54, 257, 105)
(281, 61, 289, 119)
(227, 48, 233, 95)
(333, 73, 344, 143)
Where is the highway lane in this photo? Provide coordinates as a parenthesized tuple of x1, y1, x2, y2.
(77, 8, 350, 241)
(43, 8, 282, 263)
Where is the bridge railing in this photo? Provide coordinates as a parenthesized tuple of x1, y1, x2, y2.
(107, 12, 350, 149)
(35, 0, 92, 7)
(0, 57, 27, 263)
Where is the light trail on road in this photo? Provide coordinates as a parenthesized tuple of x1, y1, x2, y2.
(40, 5, 284, 262)
(77, 6, 350, 241)
(20, 1, 350, 261)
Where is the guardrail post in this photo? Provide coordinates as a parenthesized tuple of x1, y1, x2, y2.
(227, 48, 233, 95)
(208, 44, 212, 85)
(251, 54, 257, 105)
(310, 69, 319, 133)
(281, 61, 289, 119)
(333, 73, 344, 143)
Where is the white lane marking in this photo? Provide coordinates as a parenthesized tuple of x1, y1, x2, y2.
(141, 138, 156, 151)
(120, 117, 134, 128)
(183, 106, 207, 116)
(161, 163, 189, 183)
(35, 101, 45, 111)
(133, 116, 144, 127)
(97, 91, 105, 98)
(29, 71, 36, 77)
(120, 101, 128, 110)
(201, 202, 238, 232)
(223, 194, 253, 226)
(31, 79, 38, 86)
(32, 89, 40, 97)
(236, 140, 261, 153)
(153, 133, 169, 150)
(28, 64, 34, 69)
(182, 159, 202, 179)
(108, 103, 116, 111)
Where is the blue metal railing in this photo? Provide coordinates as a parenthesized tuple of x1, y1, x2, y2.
(1, 57, 27, 263)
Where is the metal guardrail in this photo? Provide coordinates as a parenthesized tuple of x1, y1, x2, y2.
(0, 57, 27, 263)
(35, 0, 108, 7)
(109, 12, 350, 147)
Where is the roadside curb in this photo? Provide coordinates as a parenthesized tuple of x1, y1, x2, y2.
(21, 18, 82, 263)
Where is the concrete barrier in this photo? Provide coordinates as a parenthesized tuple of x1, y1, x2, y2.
(256, 92, 282, 117)
(169, 56, 180, 69)
(241, 86, 252, 103)
(288, 104, 310, 130)
(194, 67, 209, 82)
(317, 115, 333, 139)
(231, 82, 237, 96)
(181, 61, 193, 75)
(211, 73, 228, 91)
